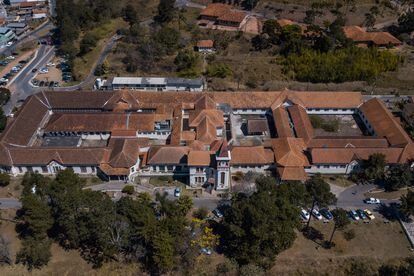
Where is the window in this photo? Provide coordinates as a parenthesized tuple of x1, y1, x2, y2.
(41, 166, 48, 173)
(91, 167, 96, 173)
(80, 167, 87, 173)
(167, 166, 174, 171)
(196, 167, 203, 173)
(220, 172, 225, 185)
(159, 166, 165, 171)
(27, 166, 33, 172)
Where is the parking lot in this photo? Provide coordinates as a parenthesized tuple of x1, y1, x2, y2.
(31, 57, 72, 88)
(0, 50, 35, 86)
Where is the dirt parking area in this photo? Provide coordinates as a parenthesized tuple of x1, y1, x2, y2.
(34, 57, 62, 84)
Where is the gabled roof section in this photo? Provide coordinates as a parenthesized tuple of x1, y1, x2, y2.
(270, 90, 306, 110)
(288, 105, 314, 144)
(147, 146, 189, 165)
(106, 138, 140, 168)
(230, 146, 274, 165)
(273, 107, 293, 138)
(360, 98, 411, 146)
(272, 138, 309, 167)
(103, 90, 140, 111)
(218, 139, 229, 158)
(188, 150, 212, 166)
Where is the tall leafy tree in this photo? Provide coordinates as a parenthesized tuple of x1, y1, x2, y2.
(385, 164, 413, 191)
(328, 208, 350, 246)
(219, 176, 299, 268)
(305, 174, 336, 229)
(400, 190, 414, 217)
(363, 153, 387, 181)
(155, 0, 176, 25)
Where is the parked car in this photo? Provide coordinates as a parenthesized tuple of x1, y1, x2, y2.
(320, 208, 333, 220)
(312, 208, 323, 220)
(356, 209, 367, 220)
(39, 67, 49, 74)
(213, 208, 223, 219)
(364, 209, 375, 220)
(174, 187, 181, 197)
(349, 210, 360, 220)
(6, 41, 13, 47)
(300, 208, 310, 221)
(0, 60, 9, 66)
(5, 55, 15, 60)
(19, 60, 27, 64)
(200, 248, 212, 255)
(364, 198, 381, 204)
(46, 62, 56, 67)
(32, 68, 37, 73)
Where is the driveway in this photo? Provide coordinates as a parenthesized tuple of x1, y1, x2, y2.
(0, 198, 22, 209)
(334, 183, 399, 210)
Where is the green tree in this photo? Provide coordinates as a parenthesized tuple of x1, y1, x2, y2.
(328, 208, 350, 246)
(0, 172, 10, 187)
(206, 63, 232, 78)
(122, 4, 139, 26)
(0, 88, 10, 106)
(18, 194, 53, 239)
(384, 164, 413, 191)
(177, 195, 193, 216)
(155, 0, 176, 25)
(16, 238, 52, 270)
(79, 32, 98, 55)
(150, 226, 175, 273)
(122, 185, 135, 195)
(399, 190, 414, 217)
(262, 19, 281, 44)
(174, 50, 199, 71)
(364, 153, 387, 181)
(0, 109, 6, 132)
(219, 176, 298, 268)
(305, 174, 336, 229)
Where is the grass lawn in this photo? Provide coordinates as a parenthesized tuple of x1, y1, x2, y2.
(272, 220, 413, 275)
(324, 175, 355, 188)
(72, 18, 128, 82)
(149, 176, 187, 187)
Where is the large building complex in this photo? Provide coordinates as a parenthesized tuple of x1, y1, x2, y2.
(0, 90, 413, 189)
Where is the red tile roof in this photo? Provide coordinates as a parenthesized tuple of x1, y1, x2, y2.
(231, 146, 274, 165)
(343, 26, 402, 46)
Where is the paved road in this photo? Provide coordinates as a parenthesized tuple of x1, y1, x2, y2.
(0, 198, 22, 209)
(334, 183, 399, 210)
(3, 45, 55, 115)
(54, 34, 120, 92)
(0, 20, 54, 57)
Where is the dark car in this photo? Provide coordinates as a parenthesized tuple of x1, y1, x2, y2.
(32, 68, 38, 73)
(320, 208, 333, 220)
(39, 81, 45, 86)
(356, 209, 367, 220)
(19, 60, 27, 64)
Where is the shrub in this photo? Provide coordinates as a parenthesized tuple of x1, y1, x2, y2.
(0, 173, 10, 187)
(193, 207, 209, 220)
(343, 229, 356, 241)
(122, 185, 135, 195)
(282, 47, 402, 83)
(310, 115, 323, 129)
(206, 63, 232, 78)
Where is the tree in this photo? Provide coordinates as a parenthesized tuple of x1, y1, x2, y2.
(154, 0, 176, 25)
(384, 164, 413, 191)
(150, 226, 175, 273)
(219, 176, 298, 268)
(0, 172, 10, 187)
(176, 195, 193, 216)
(262, 19, 281, 44)
(328, 208, 350, 246)
(0, 109, 6, 132)
(399, 190, 414, 217)
(174, 50, 199, 71)
(18, 194, 53, 239)
(364, 153, 387, 181)
(193, 207, 209, 220)
(122, 185, 135, 195)
(16, 238, 52, 270)
(79, 32, 98, 55)
(0, 88, 10, 106)
(206, 63, 232, 78)
(122, 4, 139, 26)
(305, 174, 336, 229)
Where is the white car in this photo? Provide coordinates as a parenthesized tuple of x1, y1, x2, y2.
(39, 68, 49, 74)
(0, 78, 8, 83)
(6, 41, 13, 47)
(300, 208, 310, 221)
(174, 187, 181, 197)
(213, 209, 223, 218)
(312, 208, 323, 220)
(364, 198, 381, 204)
(6, 55, 15, 60)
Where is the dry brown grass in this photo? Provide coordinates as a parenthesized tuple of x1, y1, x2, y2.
(0, 177, 23, 199)
(272, 220, 413, 275)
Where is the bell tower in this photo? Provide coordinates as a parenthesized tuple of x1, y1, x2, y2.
(215, 140, 231, 190)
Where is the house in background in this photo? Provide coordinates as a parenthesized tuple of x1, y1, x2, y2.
(343, 26, 402, 48)
(196, 39, 215, 53)
(198, 3, 247, 30)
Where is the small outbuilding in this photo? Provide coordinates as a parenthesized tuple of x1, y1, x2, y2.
(196, 40, 215, 53)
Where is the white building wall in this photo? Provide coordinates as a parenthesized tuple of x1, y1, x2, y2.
(306, 108, 355, 115)
(232, 109, 268, 115)
(231, 164, 271, 174)
(137, 131, 171, 139)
